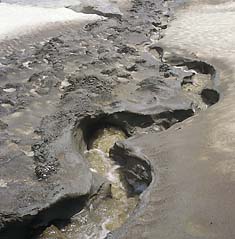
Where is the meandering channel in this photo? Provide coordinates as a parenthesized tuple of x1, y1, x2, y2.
(0, 0, 227, 238)
(61, 127, 137, 238)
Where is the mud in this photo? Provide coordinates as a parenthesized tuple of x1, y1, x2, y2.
(0, 0, 221, 238)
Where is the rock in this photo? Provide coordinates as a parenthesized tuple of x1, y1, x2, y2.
(0, 120, 8, 130)
(68, 0, 123, 19)
(0, 128, 94, 239)
(137, 76, 182, 98)
(39, 225, 66, 239)
(88, 180, 112, 209)
(110, 141, 152, 195)
(126, 64, 138, 72)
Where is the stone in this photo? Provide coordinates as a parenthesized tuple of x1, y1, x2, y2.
(68, 0, 123, 19)
(39, 225, 67, 239)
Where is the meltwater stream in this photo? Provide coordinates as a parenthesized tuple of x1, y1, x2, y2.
(58, 127, 138, 239)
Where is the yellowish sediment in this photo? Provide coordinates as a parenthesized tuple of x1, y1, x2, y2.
(61, 127, 138, 238)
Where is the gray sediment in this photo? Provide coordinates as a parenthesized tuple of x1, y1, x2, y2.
(0, 0, 221, 238)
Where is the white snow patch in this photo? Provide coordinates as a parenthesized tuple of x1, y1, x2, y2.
(0, 179, 7, 188)
(3, 88, 16, 93)
(0, 3, 102, 40)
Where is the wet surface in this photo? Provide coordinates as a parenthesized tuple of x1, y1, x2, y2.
(108, 1, 235, 239)
(0, 0, 223, 238)
(57, 127, 137, 239)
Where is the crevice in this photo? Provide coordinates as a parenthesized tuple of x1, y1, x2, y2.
(110, 141, 152, 196)
(0, 196, 88, 239)
(0, 105, 207, 238)
(67, 108, 195, 237)
(76, 112, 154, 149)
(177, 60, 216, 76)
(201, 88, 220, 106)
(75, 109, 195, 151)
(147, 46, 220, 109)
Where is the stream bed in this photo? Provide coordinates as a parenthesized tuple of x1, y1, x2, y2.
(40, 127, 138, 239)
